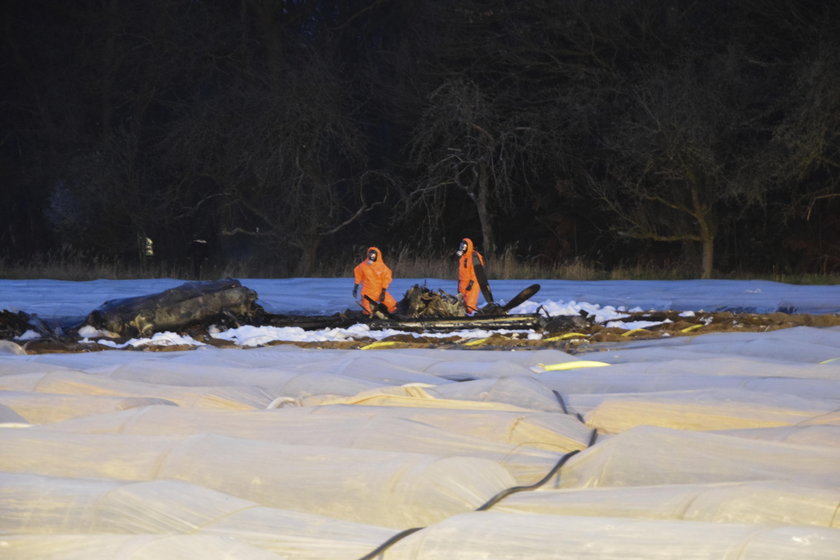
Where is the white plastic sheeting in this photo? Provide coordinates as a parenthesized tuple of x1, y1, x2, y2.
(1, 473, 394, 559)
(581, 388, 837, 433)
(38, 405, 590, 483)
(0, 430, 518, 528)
(1, 326, 839, 559)
(386, 512, 840, 559)
(1, 534, 288, 560)
(557, 426, 840, 489)
(494, 481, 840, 527)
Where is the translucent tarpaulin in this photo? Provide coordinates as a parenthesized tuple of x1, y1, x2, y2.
(494, 481, 840, 527)
(557, 426, 840, 489)
(385, 512, 840, 559)
(0, 430, 518, 528)
(0, 390, 177, 423)
(581, 388, 837, 433)
(1, 326, 838, 559)
(1, 473, 393, 559)
(36, 404, 591, 483)
(1, 534, 287, 560)
(717, 424, 840, 448)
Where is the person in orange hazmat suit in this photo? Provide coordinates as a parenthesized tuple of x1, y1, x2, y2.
(455, 237, 489, 314)
(353, 246, 398, 315)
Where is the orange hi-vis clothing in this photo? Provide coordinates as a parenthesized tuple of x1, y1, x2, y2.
(353, 246, 398, 315)
(457, 238, 484, 313)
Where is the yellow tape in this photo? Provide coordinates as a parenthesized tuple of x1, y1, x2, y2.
(621, 328, 647, 336)
(463, 337, 488, 347)
(538, 360, 611, 371)
(543, 332, 590, 342)
(360, 340, 400, 350)
(818, 357, 839, 365)
(680, 324, 703, 333)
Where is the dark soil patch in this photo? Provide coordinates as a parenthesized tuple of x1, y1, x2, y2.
(3, 308, 839, 354)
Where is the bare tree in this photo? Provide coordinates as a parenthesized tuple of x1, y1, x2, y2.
(165, 47, 389, 275)
(405, 78, 537, 254)
(772, 38, 840, 216)
(39, 0, 212, 259)
(46, 124, 175, 259)
(591, 50, 770, 278)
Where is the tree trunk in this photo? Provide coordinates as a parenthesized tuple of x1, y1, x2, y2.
(692, 187, 715, 279)
(697, 214, 715, 279)
(701, 234, 714, 279)
(295, 236, 321, 277)
(476, 161, 495, 254)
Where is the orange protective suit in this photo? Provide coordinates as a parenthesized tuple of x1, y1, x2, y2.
(457, 238, 485, 313)
(353, 246, 398, 315)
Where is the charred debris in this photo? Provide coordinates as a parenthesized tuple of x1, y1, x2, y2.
(1, 279, 584, 343)
(4, 279, 835, 353)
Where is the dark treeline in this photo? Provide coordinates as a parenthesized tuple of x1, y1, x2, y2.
(2, 0, 838, 278)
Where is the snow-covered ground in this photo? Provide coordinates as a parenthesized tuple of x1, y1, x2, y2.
(3, 277, 840, 318)
(1, 278, 839, 559)
(3, 277, 840, 348)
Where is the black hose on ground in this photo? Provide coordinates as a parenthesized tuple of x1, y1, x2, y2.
(354, 422, 600, 559)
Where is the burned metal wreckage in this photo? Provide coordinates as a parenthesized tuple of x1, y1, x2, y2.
(1, 279, 583, 343)
(3, 279, 839, 354)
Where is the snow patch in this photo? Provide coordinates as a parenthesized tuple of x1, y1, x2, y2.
(96, 331, 205, 349)
(211, 323, 538, 346)
(15, 329, 41, 341)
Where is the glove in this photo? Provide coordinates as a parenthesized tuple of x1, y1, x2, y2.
(378, 289, 386, 303)
(466, 280, 474, 291)
(352, 284, 359, 298)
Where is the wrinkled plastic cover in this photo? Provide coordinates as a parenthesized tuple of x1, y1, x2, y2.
(1, 327, 839, 559)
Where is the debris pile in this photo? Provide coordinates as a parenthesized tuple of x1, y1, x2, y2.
(85, 278, 262, 337)
(3, 279, 840, 354)
(0, 310, 31, 340)
(399, 284, 467, 317)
